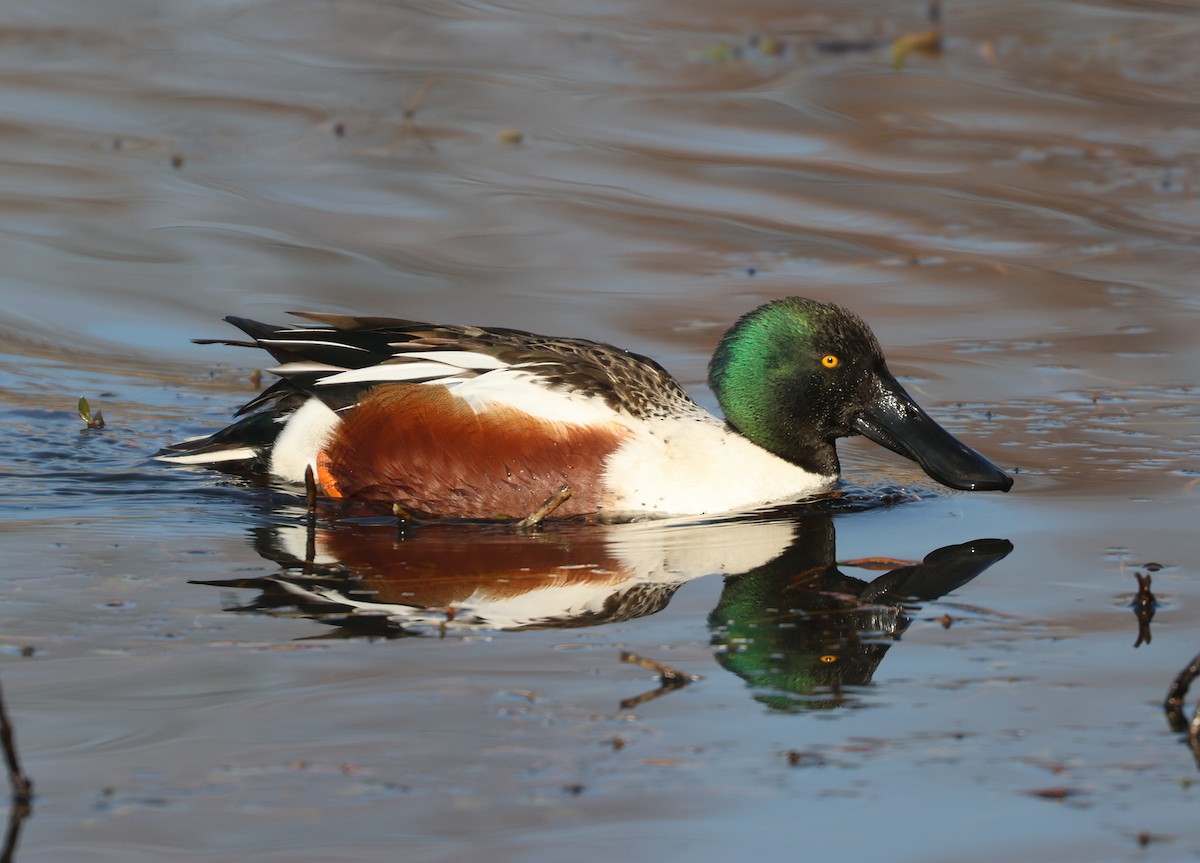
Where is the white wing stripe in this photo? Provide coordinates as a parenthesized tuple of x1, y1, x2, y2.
(316, 363, 469, 385)
(258, 338, 371, 351)
(269, 362, 348, 375)
(453, 370, 622, 424)
(390, 350, 509, 370)
(157, 447, 258, 464)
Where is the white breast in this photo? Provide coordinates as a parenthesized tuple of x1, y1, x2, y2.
(601, 414, 833, 516)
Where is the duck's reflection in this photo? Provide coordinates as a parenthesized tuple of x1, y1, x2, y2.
(198, 510, 1011, 709)
(709, 517, 1010, 710)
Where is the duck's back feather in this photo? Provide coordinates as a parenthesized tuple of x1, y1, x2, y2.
(243, 313, 701, 419)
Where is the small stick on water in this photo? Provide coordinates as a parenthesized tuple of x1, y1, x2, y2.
(837, 557, 920, 571)
(304, 465, 317, 514)
(620, 651, 695, 683)
(303, 465, 318, 569)
(404, 74, 438, 123)
(514, 484, 572, 529)
(399, 74, 438, 151)
(391, 503, 419, 522)
(1133, 572, 1157, 648)
(0, 681, 32, 809)
(618, 651, 698, 710)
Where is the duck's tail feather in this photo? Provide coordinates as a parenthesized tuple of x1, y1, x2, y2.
(156, 391, 305, 469)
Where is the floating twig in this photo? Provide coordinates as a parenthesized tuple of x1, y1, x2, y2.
(391, 502, 418, 522)
(302, 465, 318, 571)
(1133, 571, 1156, 648)
(304, 464, 318, 514)
(785, 749, 827, 768)
(618, 650, 698, 710)
(404, 75, 438, 123)
(813, 38, 885, 55)
(514, 485, 572, 529)
(891, 0, 943, 69)
(837, 556, 919, 571)
(621, 650, 695, 683)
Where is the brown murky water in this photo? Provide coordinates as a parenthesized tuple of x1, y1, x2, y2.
(2, 1, 1199, 860)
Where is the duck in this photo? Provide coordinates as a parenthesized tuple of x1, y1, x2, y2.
(158, 297, 1012, 519)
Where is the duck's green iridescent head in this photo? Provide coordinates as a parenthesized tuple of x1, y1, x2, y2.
(708, 297, 1013, 492)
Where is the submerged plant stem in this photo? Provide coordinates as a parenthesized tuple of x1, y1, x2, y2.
(1164, 650, 1200, 767)
(0, 681, 32, 809)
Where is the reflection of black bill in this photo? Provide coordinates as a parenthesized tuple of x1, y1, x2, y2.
(853, 372, 1013, 492)
(861, 538, 1014, 602)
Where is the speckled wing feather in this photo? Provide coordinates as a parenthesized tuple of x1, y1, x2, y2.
(212, 312, 702, 420)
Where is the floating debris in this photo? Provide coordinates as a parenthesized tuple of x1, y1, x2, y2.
(691, 42, 741, 64)
(1133, 571, 1157, 647)
(753, 35, 785, 57)
(514, 484, 571, 528)
(620, 650, 696, 683)
(814, 38, 884, 55)
(785, 749, 826, 768)
(838, 556, 920, 571)
(497, 128, 524, 146)
(691, 33, 789, 66)
(1025, 786, 1085, 801)
(77, 397, 105, 430)
(891, 1, 943, 69)
(619, 650, 698, 710)
(1135, 831, 1175, 848)
(403, 74, 438, 123)
(891, 29, 942, 69)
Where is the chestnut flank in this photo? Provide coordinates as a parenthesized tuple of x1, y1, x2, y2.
(317, 384, 628, 519)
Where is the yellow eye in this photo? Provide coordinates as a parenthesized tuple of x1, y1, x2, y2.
(821, 355, 840, 368)
(820, 654, 837, 664)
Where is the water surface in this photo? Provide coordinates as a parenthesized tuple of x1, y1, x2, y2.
(1, 1, 1199, 860)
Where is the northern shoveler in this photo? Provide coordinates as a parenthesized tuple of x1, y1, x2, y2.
(158, 297, 1012, 519)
